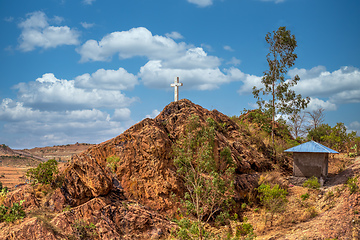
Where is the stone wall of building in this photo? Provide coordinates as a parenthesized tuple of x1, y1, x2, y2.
(293, 152, 328, 178)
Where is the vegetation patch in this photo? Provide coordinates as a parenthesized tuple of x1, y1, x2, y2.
(72, 220, 98, 239)
(347, 176, 359, 194)
(172, 115, 235, 239)
(302, 177, 320, 190)
(26, 159, 58, 185)
(257, 183, 288, 227)
(106, 156, 121, 172)
(0, 200, 26, 223)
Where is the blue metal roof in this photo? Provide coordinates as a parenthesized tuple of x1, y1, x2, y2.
(284, 140, 338, 153)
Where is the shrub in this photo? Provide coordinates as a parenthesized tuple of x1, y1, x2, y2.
(347, 176, 359, 194)
(106, 156, 121, 172)
(26, 159, 58, 185)
(307, 206, 318, 218)
(302, 176, 320, 189)
(173, 115, 235, 239)
(236, 217, 255, 238)
(0, 186, 8, 199)
(257, 183, 288, 226)
(73, 220, 97, 239)
(0, 200, 26, 222)
(301, 193, 310, 201)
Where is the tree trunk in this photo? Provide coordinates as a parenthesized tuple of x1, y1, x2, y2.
(272, 79, 275, 158)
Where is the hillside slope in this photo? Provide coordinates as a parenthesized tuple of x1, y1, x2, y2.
(1, 99, 358, 239)
(61, 99, 278, 213)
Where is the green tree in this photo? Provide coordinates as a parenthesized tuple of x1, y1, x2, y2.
(253, 26, 310, 149)
(307, 123, 331, 143)
(173, 115, 235, 240)
(322, 122, 357, 152)
(26, 159, 58, 185)
(257, 183, 288, 227)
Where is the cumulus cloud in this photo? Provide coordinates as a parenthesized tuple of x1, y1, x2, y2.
(0, 97, 134, 148)
(290, 66, 360, 104)
(0, 69, 137, 148)
(75, 68, 138, 90)
(165, 31, 184, 40)
(306, 98, 337, 111)
(139, 60, 241, 90)
(77, 27, 241, 90)
(237, 65, 360, 114)
(163, 47, 221, 69)
(111, 108, 132, 121)
(226, 57, 241, 66)
(236, 70, 263, 94)
(14, 73, 136, 110)
(18, 11, 80, 51)
(187, 0, 213, 7)
(77, 27, 188, 62)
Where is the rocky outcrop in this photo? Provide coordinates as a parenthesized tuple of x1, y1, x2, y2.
(0, 99, 282, 239)
(61, 99, 276, 213)
(0, 186, 175, 240)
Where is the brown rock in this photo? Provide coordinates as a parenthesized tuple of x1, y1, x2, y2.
(61, 99, 279, 213)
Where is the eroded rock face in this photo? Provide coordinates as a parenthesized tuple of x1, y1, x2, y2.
(0, 188, 175, 240)
(0, 99, 291, 239)
(61, 99, 275, 213)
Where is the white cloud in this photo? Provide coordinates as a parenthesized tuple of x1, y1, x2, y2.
(83, 0, 96, 5)
(237, 65, 360, 113)
(77, 27, 240, 90)
(0, 98, 133, 148)
(14, 73, 136, 110)
(0, 98, 41, 121)
(306, 98, 337, 111)
(81, 22, 95, 29)
(18, 11, 80, 51)
(187, 0, 213, 7)
(77, 27, 188, 62)
(163, 47, 221, 69)
(235, 70, 262, 94)
(75, 68, 138, 90)
(259, 0, 286, 3)
(165, 31, 184, 39)
(111, 108, 132, 121)
(4, 16, 14, 22)
(145, 109, 160, 119)
(224, 45, 234, 52)
(290, 66, 360, 104)
(349, 121, 360, 135)
(139, 60, 240, 90)
(226, 57, 241, 66)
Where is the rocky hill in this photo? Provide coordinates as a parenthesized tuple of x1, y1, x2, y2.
(61, 99, 279, 213)
(0, 99, 358, 239)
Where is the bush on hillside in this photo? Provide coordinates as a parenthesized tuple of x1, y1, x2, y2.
(302, 176, 320, 190)
(26, 159, 58, 185)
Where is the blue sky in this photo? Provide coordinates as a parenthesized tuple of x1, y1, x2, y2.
(0, 0, 359, 149)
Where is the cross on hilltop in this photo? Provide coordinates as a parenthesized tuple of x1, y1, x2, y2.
(171, 77, 183, 102)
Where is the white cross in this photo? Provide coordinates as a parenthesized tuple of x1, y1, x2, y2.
(171, 77, 183, 102)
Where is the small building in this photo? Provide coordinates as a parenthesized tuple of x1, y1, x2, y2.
(284, 140, 338, 179)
